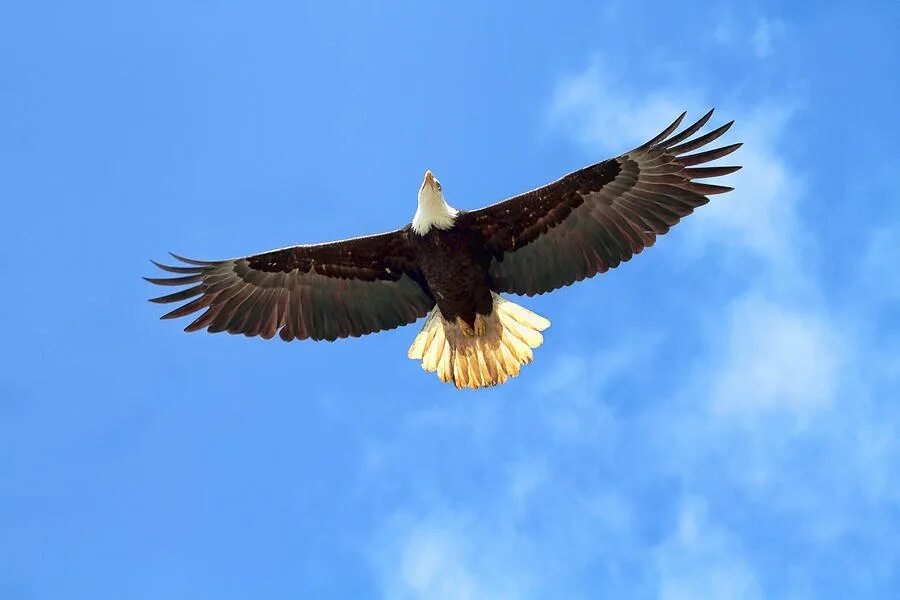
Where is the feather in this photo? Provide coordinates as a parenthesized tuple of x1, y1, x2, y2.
(667, 121, 734, 155)
(659, 109, 715, 149)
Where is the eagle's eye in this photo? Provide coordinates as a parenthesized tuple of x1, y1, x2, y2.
(436, 182, 442, 191)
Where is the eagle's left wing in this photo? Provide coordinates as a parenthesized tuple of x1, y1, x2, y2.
(458, 110, 741, 296)
(146, 228, 434, 342)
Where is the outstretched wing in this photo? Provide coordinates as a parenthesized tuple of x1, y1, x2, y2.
(146, 228, 434, 342)
(459, 110, 741, 296)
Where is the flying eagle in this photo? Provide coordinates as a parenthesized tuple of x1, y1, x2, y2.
(147, 110, 740, 389)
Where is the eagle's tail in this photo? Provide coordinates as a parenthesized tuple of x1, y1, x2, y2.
(407, 293, 550, 389)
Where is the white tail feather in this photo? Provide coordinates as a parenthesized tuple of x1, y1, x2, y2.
(408, 292, 550, 389)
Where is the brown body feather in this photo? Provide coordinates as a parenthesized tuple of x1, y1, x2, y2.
(408, 226, 494, 325)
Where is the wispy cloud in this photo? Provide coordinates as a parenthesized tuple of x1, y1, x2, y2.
(374, 511, 529, 600)
(753, 17, 786, 59)
(708, 295, 843, 421)
(547, 62, 697, 153)
(861, 225, 900, 304)
(655, 498, 763, 600)
(713, 12, 786, 60)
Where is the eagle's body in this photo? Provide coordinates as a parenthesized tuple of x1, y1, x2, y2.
(410, 224, 493, 325)
(148, 111, 741, 388)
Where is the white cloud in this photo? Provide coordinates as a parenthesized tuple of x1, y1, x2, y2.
(397, 521, 482, 600)
(753, 17, 785, 59)
(708, 296, 843, 421)
(712, 13, 785, 60)
(649, 295, 899, 555)
(536, 336, 659, 402)
(532, 338, 660, 446)
(861, 225, 900, 303)
(582, 491, 634, 539)
(547, 62, 698, 153)
(374, 512, 530, 600)
(507, 459, 548, 511)
(655, 498, 763, 600)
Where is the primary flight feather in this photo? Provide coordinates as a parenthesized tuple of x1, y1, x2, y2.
(147, 110, 741, 389)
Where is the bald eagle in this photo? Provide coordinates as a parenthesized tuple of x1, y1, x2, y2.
(148, 110, 740, 389)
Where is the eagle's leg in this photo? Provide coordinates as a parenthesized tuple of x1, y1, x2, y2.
(456, 316, 476, 337)
(456, 314, 488, 337)
(474, 313, 487, 337)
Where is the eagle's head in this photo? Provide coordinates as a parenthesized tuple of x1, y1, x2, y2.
(412, 170, 457, 234)
(419, 170, 443, 202)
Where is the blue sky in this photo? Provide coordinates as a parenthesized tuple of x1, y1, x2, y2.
(2, 1, 899, 598)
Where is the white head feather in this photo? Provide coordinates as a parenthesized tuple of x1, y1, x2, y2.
(412, 170, 458, 235)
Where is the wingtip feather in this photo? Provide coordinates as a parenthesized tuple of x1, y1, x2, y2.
(169, 252, 214, 265)
(640, 111, 687, 149)
(143, 274, 204, 286)
(150, 259, 204, 274)
(679, 142, 743, 166)
(657, 109, 716, 149)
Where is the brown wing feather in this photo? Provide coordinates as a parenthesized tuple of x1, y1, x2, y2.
(146, 228, 434, 342)
(459, 109, 742, 296)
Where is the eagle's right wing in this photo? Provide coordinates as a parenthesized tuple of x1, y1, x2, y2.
(459, 110, 741, 296)
(146, 228, 434, 342)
